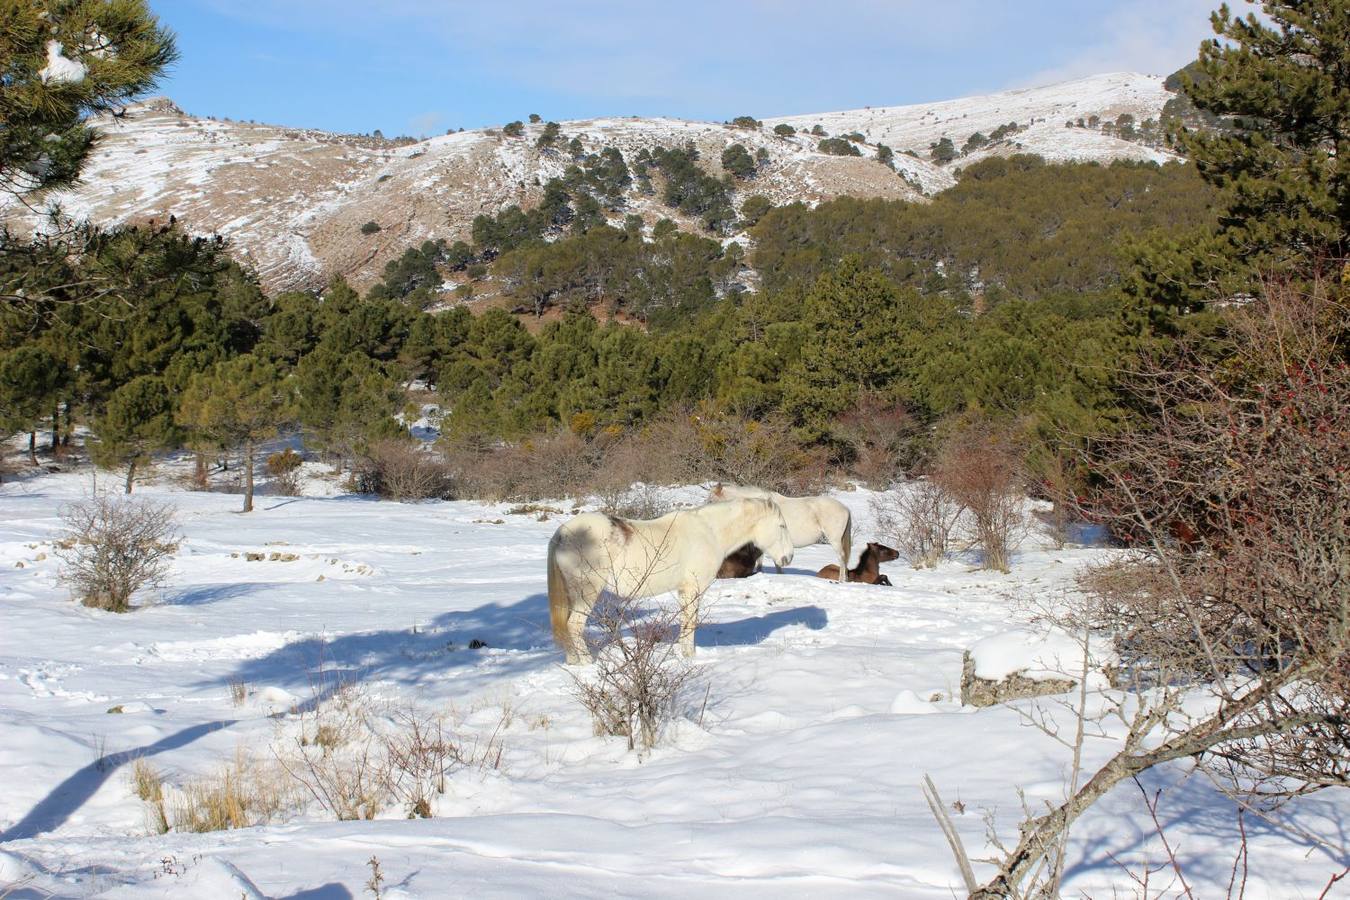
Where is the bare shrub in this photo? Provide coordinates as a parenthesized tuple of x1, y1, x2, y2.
(445, 429, 601, 501)
(354, 440, 455, 501)
(273, 677, 388, 821)
(955, 283, 1350, 897)
(265, 448, 303, 497)
(871, 479, 964, 568)
(381, 707, 462, 819)
(832, 394, 919, 487)
(56, 494, 180, 611)
(568, 595, 701, 753)
(170, 750, 296, 832)
(933, 422, 1026, 572)
(697, 410, 801, 490)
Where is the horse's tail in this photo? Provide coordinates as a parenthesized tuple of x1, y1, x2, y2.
(547, 535, 571, 650)
(840, 510, 853, 580)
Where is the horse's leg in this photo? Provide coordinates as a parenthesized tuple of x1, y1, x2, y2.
(677, 583, 702, 657)
(566, 594, 593, 665)
(835, 514, 852, 583)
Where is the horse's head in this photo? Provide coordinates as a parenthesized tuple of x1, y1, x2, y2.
(869, 542, 901, 563)
(754, 500, 794, 568)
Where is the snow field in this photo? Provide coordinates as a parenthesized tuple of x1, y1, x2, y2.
(0, 470, 1343, 897)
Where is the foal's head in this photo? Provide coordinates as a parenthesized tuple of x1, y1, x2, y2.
(865, 542, 901, 564)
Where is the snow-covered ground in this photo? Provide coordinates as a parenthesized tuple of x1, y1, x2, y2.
(1, 467, 1344, 897)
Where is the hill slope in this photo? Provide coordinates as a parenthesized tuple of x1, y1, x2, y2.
(2, 73, 1181, 294)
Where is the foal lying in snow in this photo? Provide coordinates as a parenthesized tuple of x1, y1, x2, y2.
(816, 541, 899, 585)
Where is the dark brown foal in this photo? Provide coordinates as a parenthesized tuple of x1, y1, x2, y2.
(717, 542, 764, 578)
(816, 541, 899, 584)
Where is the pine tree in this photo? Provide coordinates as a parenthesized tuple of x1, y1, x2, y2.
(178, 355, 294, 512)
(0, 1, 176, 200)
(781, 257, 908, 436)
(1175, 0, 1350, 281)
(720, 143, 756, 179)
(92, 375, 178, 492)
(0, 345, 65, 464)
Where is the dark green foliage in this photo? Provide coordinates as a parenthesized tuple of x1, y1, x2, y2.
(294, 348, 404, 459)
(177, 354, 294, 511)
(988, 122, 1021, 141)
(810, 124, 826, 136)
(875, 144, 895, 169)
(1166, 0, 1350, 289)
(256, 291, 320, 367)
(739, 195, 773, 228)
(781, 258, 912, 435)
(0, 1, 176, 198)
(92, 375, 177, 489)
(721, 143, 757, 179)
(528, 113, 542, 124)
(751, 156, 1214, 298)
(961, 132, 988, 154)
(817, 137, 862, 157)
(844, 131, 865, 143)
(536, 121, 562, 149)
(773, 124, 796, 137)
(584, 148, 632, 208)
(366, 241, 446, 304)
(929, 137, 957, 163)
(492, 223, 736, 320)
(360, 221, 382, 235)
(648, 144, 736, 233)
(731, 116, 762, 129)
(445, 241, 474, 270)
(502, 120, 525, 137)
(0, 344, 65, 440)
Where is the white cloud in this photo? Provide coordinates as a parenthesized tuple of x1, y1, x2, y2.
(1013, 0, 1218, 88)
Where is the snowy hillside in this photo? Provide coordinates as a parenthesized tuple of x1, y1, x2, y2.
(1, 73, 1181, 295)
(0, 468, 1342, 897)
(766, 72, 1178, 188)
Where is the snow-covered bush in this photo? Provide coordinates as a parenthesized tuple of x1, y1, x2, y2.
(56, 494, 179, 611)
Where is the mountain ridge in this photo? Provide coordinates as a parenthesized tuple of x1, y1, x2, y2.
(2, 72, 1182, 295)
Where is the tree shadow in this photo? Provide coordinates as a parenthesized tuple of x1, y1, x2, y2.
(0, 720, 231, 843)
(277, 885, 356, 900)
(1061, 767, 1350, 889)
(165, 582, 280, 607)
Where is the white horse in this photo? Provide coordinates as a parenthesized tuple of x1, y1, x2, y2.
(709, 484, 852, 581)
(547, 498, 795, 665)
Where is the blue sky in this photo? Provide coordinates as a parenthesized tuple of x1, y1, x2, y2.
(148, 0, 1221, 137)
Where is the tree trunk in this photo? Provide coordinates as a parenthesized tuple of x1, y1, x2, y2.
(28, 432, 37, 466)
(60, 400, 71, 447)
(51, 404, 59, 452)
(193, 452, 208, 490)
(243, 442, 255, 513)
(125, 459, 136, 494)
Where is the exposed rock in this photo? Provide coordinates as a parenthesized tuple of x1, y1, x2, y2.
(960, 650, 1077, 707)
